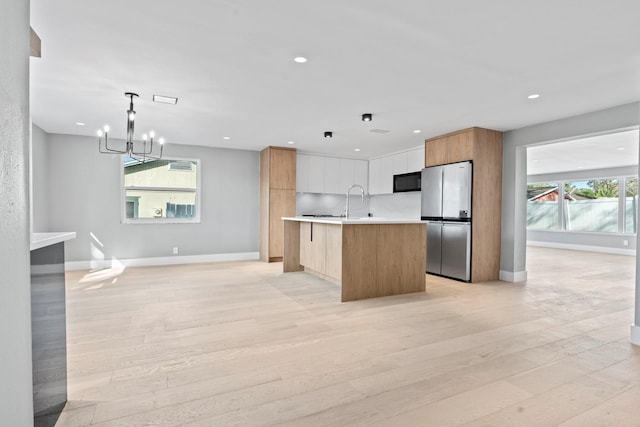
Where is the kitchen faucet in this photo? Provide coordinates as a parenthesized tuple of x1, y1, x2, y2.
(345, 184, 365, 219)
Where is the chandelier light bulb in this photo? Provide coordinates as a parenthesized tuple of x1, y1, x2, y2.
(97, 130, 103, 137)
(142, 133, 148, 141)
(129, 112, 136, 121)
(103, 125, 110, 133)
(149, 131, 155, 139)
(159, 138, 165, 145)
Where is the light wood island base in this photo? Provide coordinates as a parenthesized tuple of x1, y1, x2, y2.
(283, 218, 426, 302)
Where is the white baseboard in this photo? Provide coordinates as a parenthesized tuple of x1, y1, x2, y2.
(65, 252, 260, 271)
(527, 241, 636, 256)
(499, 270, 528, 282)
(631, 325, 640, 346)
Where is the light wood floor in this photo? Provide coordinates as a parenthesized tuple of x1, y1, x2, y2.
(53, 247, 640, 426)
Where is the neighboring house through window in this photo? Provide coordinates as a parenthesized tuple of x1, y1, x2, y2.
(122, 157, 201, 223)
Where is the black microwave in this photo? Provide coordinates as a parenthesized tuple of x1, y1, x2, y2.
(393, 171, 421, 193)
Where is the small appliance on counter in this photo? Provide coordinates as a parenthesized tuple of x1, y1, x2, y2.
(421, 161, 472, 282)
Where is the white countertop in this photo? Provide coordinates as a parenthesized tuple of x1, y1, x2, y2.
(282, 216, 426, 225)
(31, 232, 77, 251)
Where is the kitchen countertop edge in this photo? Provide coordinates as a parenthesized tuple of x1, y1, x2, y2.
(282, 217, 426, 225)
(31, 232, 77, 251)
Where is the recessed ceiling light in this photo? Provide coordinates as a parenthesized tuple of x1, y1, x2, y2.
(413, 130, 421, 134)
(324, 131, 333, 138)
(577, 166, 584, 169)
(618, 147, 625, 150)
(354, 148, 361, 152)
(527, 94, 540, 99)
(362, 113, 373, 122)
(288, 141, 295, 145)
(223, 136, 231, 140)
(153, 94, 178, 104)
(76, 122, 85, 126)
(294, 57, 307, 63)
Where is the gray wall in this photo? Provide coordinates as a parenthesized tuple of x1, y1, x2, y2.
(0, 0, 34, 422)
(31, 124, 49, 232)
(502, 102, 640, 278)
(37, 132, 260, 263)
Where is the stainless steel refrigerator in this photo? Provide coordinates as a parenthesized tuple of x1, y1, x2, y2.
(421, 161, 472, 282)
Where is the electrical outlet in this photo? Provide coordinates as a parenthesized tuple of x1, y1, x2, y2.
(623, 240, 629, 246)
(173, 247, 179, 255)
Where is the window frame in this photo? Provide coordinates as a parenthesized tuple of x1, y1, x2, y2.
(120, 155, 202, 225)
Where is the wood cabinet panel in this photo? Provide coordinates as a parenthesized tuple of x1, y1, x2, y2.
(269, 148, 296, 190)
(268, 189, 296, 259)
(324, 224, 342, 281)
(299, 222, 311, 267)
(447, 132, 474, 163)
(283, 220, 303, 272)
(260, 146, 296, 261)
(376, 224, 426, 296)
(341, 225, 378, 301)
(425, 138, 448, 166)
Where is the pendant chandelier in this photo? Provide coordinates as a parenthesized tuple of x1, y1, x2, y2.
(97, 92, 164, 161)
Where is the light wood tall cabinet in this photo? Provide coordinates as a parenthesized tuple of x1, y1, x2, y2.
(424, 127, 503, 282)
(260, 146, 296, 262)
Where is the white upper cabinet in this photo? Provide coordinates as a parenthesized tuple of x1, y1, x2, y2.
(407, 146, 425, 172)
(307, 155, 325, 193)
(296, 154, 309, 192)
(392, 152, 408, 175)
(339, 158, 354, 194)
(368, 158, 381, 195)
(354, 160, 368, 194)
(297, 154, 369, 195)
(379, 156, 394, 194)
(324, 157, 341, 194)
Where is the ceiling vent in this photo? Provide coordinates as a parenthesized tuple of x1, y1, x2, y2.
(370, 129, 390, 134)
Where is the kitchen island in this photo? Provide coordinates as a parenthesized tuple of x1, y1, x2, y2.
(282, 217, 426, 301)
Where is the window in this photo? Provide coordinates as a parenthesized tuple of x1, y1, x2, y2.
(122, 157, 201, 223)
(527, 175, 638, 235)
(563, 179, 619, 233)
(527, 182, 559, 230)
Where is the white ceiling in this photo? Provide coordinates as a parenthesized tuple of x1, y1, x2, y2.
(30, 1, 640, 159)
(527, 129, 639, 175)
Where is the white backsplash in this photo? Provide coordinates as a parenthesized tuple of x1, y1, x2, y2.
(369, 191, 421, 219)
(296, 191, 421, 219)
(296, 193, 370, 217)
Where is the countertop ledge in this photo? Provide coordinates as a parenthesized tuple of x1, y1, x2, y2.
(282, 216, 426, 225)
(31, 232, 77, 251)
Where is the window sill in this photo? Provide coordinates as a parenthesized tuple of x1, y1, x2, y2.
(122, 218, 201, 225)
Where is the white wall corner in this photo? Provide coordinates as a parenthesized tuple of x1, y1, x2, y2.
(631, 325, 640, 346)
(499, 270, 528, 283)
